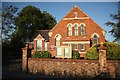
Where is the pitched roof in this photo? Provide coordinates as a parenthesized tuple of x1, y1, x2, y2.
(50, 5, 105, 33)
(34, 34, 44, 40)
(64, 5, 89, 18)
(34, 30, 50, 41)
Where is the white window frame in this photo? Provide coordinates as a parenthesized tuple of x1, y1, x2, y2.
(55, 34, 61, 46)
(74, 12, 78, 18)
(57, 47, 62, 56)
(68, 24, 72, 36)
(80, 44, 85, 50)
(74, 24, 78, 36)
(74, 44, 78, 50)
(44, 42, 47, 51)
(37, 40, 42, 51)
(93, 35, 98, 44)
(81, 24, 85, 36)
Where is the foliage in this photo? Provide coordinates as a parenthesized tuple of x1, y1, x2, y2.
(14, 5, 56, 42)
(84, 45, 99, 60)
(105, 14, 120, 42)
(2, 5, 18, 42)
(32, 51, 52, 58)
(32, 51, 41, 58)
(72, 50, 80, 59)
(85, 42, 120, 60)
(104, 42, 120, 60)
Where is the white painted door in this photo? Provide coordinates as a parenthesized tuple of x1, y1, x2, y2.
(57, 47, 62, 57)
(64, 47, 70, 58)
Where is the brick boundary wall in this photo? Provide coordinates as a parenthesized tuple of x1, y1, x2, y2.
(28, 58, 120, 78)
(22, 43, 120, 78)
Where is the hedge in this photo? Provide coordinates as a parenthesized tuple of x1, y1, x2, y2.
(72, 50, 80, 59)
(32, 51, 52, 58)
(85, 42, 120, 60)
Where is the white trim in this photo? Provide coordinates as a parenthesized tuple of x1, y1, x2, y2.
(34, 34, 44, 40)
(68, 24, 72, 36)
(36, 40, 42, 51)
(74, 12, 78, 18)
(80, 24, 85, 36)
(80, 44, 85, 50)
(63, 17, 90, 20)
(91, 33, 100, 38)
(74, 23, 79, 27)
(34, 38, 44, 40)
(48, 32, 52, 37)
(80, 23, 86, 26)
(102, 30, 106, 36)
(79, 52, 86, 54)
(54, 34, 62, 39)
(62, 41, 90, 44)
(44, 42, 47, 51)
(67, 23, 73, 27)
(74, 23, 78, 36)
(74, 44, 78, 50)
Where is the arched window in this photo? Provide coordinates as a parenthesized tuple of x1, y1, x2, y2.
(55, 34, 61, 46)
(81, 24, 85, 36)
(74, 24, 78, 36)
(93, 35, 98, 44)
(68, 24, 72, 36)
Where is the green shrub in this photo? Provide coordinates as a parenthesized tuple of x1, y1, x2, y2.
(32, 51, 51, 58)
(72, 50, 80, 59)
(41, 51, 52, 58)
(104, 42, 120, 60)
(84, 42, 120, 60)
(84, 45, 99, 60)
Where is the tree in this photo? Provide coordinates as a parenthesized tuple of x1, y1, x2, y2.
(105, 14, 120, 42)
(2, 5, 18, 42)
(14, 5, 56, 43)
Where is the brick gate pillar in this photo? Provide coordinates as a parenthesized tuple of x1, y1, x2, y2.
(22, 43, 32, 72)
(98, 42, 107, 73)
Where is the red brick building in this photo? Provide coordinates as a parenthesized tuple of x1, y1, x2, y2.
(33, 6, 106, 58)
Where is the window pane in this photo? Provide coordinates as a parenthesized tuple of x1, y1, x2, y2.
(57, 47, 62, 56)
(80, 44, 84, 50)
(56, 35, 60, 46)
(68, 24, 72, 36)
(81, 24, 85, 36)
(74, 24, 78, 36)
(74, 44, 78, 50)
(65, 47, 70, 57)
(94, 35, 98, 44)
(56, 40, 60, 46)
(37, 40, 42, 51)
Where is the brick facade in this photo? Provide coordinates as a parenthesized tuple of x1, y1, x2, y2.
(33, 6, 105, 58)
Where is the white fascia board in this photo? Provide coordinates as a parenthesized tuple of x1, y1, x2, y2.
(63, 17, 90, 20)
(62, 41, 90, 44)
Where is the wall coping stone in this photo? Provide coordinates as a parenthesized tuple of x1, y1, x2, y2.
(28, 58, 120, 63)
(28, 58, 99, 63)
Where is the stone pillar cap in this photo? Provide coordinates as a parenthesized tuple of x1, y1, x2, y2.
(98, 45, 107, 50)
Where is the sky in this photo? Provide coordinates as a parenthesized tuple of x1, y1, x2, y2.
(2, 2, 118, 42)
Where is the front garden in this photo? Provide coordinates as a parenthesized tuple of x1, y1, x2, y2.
(32, 42, 120, 60)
